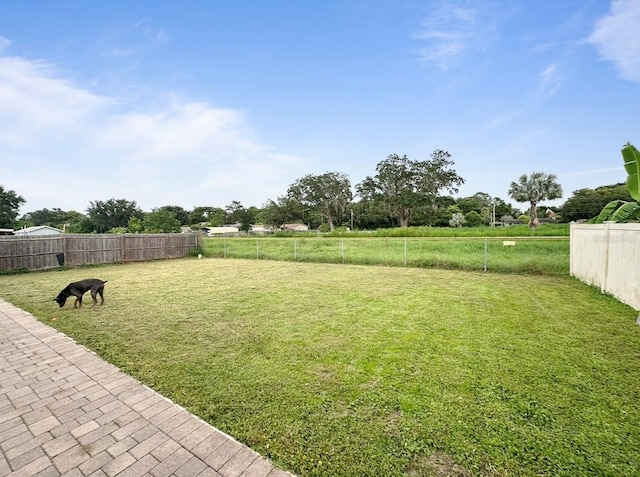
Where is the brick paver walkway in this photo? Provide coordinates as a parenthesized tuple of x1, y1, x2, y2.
(0, 299, 294, 477)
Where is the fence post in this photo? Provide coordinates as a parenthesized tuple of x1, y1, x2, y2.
(484, 238, 488, 272)
(404, 238, 407, 267)
(602, 222, 612, 294)
(63, 234, 67, 268)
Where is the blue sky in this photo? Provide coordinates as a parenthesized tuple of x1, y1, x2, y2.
(1, 0, 639, 214)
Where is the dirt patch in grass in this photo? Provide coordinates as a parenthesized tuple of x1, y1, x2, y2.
(407, 452, 472, 477)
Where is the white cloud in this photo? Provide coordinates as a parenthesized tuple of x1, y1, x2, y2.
(537, 62, 562, 97)
(562, 166, 624, 178)
(0, 55, 110, 145)
(414, 1, 496, 70)
(0, 35, 10, 52)
(0, 48, 307, 212)
(588, 0, 640, 82)
(100, 17, 168, 59)
(104, 47, 136, 58)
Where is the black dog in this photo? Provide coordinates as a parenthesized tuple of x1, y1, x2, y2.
(54, 279, 107, 308)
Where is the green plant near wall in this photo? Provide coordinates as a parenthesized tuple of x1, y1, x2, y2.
(594, 142, 640, 223)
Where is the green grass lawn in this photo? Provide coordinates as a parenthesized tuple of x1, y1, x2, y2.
(1, 259, 638, 476)
(203, 237, 569, 276)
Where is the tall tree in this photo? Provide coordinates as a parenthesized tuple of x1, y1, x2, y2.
(19, 208, 87, 229)
(157, 206, 190, 225)
(189, 206, 225, 226)
(225, 201, 254, 232)
(260, 197, 304, 228)
(508, 172, 563, 230)
(225, 201, 247, 224)
(286, 172, 352, 231)
(87, 198, 144, 233)
(560, 184, 632, 222)
(356, 151, 464, 227)
(0, 186, 26, 229)
(143, 209, 181, 233)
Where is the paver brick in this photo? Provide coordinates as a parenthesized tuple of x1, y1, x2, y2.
(42, 433, 78, 458)
(48, 396, 82, 416)
(31, 415, 61, 437)
(6, 384, 34, 401)
(70, 420, 100, 439)
(29, 395, 57, 412)
(77, 421, 118, 447)
(130, 431, 169, 459)
(103, 452, 136, 477)
(218, 446, 258, 477)
(241, 458, 275, 477)
(110, 417, 148, 441)
(150, 438, 181, 461)
(267, 469, 295, 477)
(8, 446, 47, 472)
(76, 409, 103, 425)
(168, 416, 204, 441)
(174, 456, 208, 477)
(139, 399, 173, 420)
(51, 444, 90, 474)
(23, 407, 54, 426)
(117, 453, 159, 477)
(0, 419, 29, 448)
(83, 434, 118, 457)
(149, 447, 192, 477)
(156, 410, 191, 433)
(12, 392, 41, 408)
(4, 431, 52, 461)
(191, 431, 228, 461)
(88, 469, 108, 477)
(197, 468, 223, 477)
(180, 422, 216, 450)
(57, 407, 86, 424)
(147, 403, 182, 426)
(113, 410, 142, 428)
(58, 468, 81, 477)
(130, 423, 158, 443)
(204, 439, 242, 470)
(0, 416, 23, 435)
(9, 454, 54, 477)
(106, 436, 137, 458)
(78, 451, 113, 475)
(1, 429, 32, 453)
(82, 395, 115, 413)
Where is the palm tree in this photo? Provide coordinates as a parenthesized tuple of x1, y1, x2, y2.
(508, 172, 563, 230)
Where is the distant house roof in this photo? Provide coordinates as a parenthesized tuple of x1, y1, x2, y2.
(282, 223, 309, 231)
(204, 226, 239, 236)
(250, 225, 273, 233)
(14, 226, 64, 236)
(0, 228, 14, 235)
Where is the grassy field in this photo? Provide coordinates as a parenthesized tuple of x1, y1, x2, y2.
(328, 224, 570, 238)
(203, 237, 570, 276)
(1, 259, 638, 476)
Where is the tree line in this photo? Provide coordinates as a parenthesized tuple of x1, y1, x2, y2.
(0, 150, 632, 233)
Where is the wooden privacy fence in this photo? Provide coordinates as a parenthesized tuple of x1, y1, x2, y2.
(0, 233, 200, 272)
